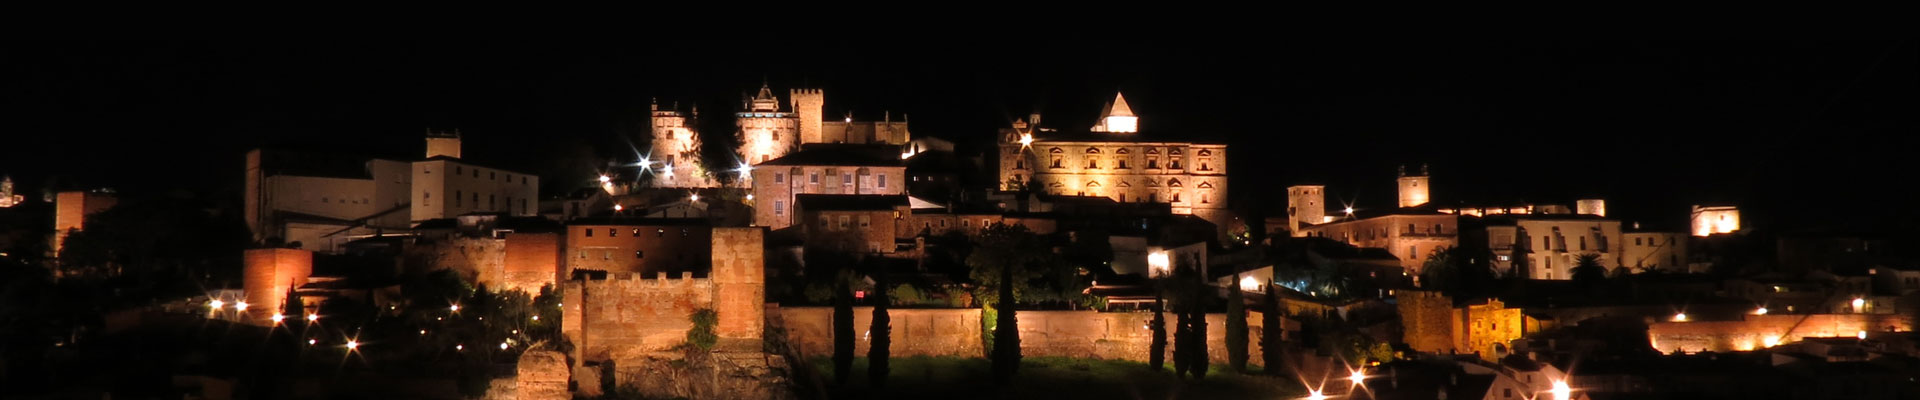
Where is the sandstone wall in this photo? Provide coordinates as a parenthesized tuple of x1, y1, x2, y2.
(711, 228, 765, 345)
(516, 350, 570, 400)
(1648, 313, 1913, 353)
(416, 236, 505, 285)
(775, 307, 1275, 365)
(563, 273, 715, 361)
(502, 232, 560, 293)
(241, 248, 312, 325)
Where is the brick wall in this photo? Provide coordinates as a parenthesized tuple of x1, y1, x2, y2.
(1648, 314, 1913, 353)
(711, 228, 765, 344)
(501, 232, 560, 293)
(242, 248, 312, 325)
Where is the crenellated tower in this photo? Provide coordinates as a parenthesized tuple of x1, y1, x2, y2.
(1398, 164, 1431, 208)
(791, 88, 824, 145)
(650, 99, 712, 188)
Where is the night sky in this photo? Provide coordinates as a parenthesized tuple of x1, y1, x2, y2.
(1, 40, 1912, 233)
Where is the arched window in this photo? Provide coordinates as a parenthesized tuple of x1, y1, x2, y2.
(1168, 179, 1182, 187)
(1085, 147, 1101, 154)
(1198, 149, 1213, 156)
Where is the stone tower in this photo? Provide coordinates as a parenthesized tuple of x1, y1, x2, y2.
(1286, 185, 1326, 237)
(425, 128, 461, 159)
(1090, 92, 1139, 133)
(1397, 164, 1431, 208)
(790, 88, 824, 145)
(650, 99, 711, 188)
(1577, 199, 1607, 217)
(735, 83, 799, 165)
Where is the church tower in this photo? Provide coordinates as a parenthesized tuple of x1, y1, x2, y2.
(425, 129, 461, 159)
(1090, 92, 1138, 133)
(791, 88, 824, 144)
(1397, 164, 1430, 208)
(651, 99, 710, 188)
(736, 82, 799, 165)
(1286, 185, 1326, 236)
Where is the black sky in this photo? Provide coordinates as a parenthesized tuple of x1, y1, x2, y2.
(1, 40, 1912, 233)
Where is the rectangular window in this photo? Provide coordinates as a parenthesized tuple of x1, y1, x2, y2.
(838, 215, 850, 229)
(609, 228, 618, 237)
(473, 169, 480, 178)
(635, 250, 644, 259)
(454, 190, 462, 207)
(455, 166, 462, 175)
(602, 251, 611, 260)
(585, 228, 594, 237)
(859, 215, 870, 228)
(490, 172, 496, 180)
(810, 173, 819, 184)
(774, 200, 785, 216)
(490, 195, 496, 210)
(774, 173, 785, 183)
(842, 173, 852, 185)
(878, 174, 888, 188)
(1580, 236, 1587, 251)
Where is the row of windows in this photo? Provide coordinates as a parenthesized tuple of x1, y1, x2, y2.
(1632, 237, 1680, 246)
(419, 191, 529, 214)
(428, 165, 530, 185)
(582, 228, 690, 238)
(1045, 156, 1201, 171)
(1048, 147, 1212, 156)
(772, 172, 889, 188)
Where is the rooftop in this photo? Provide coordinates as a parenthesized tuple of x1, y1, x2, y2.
(758, 144, 904, 167)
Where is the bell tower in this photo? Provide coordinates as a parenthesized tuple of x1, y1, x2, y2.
(1397, 164, 1430, 208)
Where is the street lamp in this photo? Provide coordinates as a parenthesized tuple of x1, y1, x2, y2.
(209, 299, 225, 309)
(270, 313, 285, 324)
(1550, 380, 1572, 400)
(234, 301, 249, 312)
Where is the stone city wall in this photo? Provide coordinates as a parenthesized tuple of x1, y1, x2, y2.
(241, 248, 312, 325)
(1648, 313, 1913, 353)
(414, 236, 505, 284)
(775, 307, 1275, 365)
(501, 232, 560, 293)
(563, 272, 715, 361)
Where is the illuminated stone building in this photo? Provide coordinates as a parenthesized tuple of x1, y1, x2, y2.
(1622, 229, 1689, 273)
(245, 130, 539, 253)
(647, 100, 714, 188)
(1397, 164, 1431, 208)
(795, 194, 909, 254)
(563, 218, 712, 279)
(994, 92, 1231, 232)
(1398, 291, 1539, 361)
(1484, 215, 1624, 280)
(53, 189, 117, 254)
(650, 84, 911, 189)
(1299, 209, 1458, 274)
(0, 176, 22, 208)
(1690, 205, 1740, 237)
(749, 145, 907, 230)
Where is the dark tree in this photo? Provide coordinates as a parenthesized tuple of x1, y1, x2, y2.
(832, 278, 854, 386)
(1259, 279, 1284, 375)
(868, 271, 891, 388)
(1225, 272, 1248, 373)
(1149, 293, 1167, 371)
(1173, 301, 1192, 377)
(1188, 276, 1209, 380)
(1572, 253, 1609, 289)
(991, 264, 1020, 385)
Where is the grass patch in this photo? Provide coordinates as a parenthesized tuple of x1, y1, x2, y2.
(810, 355, 1301, 399)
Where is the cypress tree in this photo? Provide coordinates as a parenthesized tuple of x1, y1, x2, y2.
(991, 265, 1020, 385)
(1260, 278, 1284, 375)
(868, 272, 891, 388)
(1149, 293, 1167, 371)
(1189, 280, 1210, 380)
(1173, 300, 1192, 377)
(1226, 272, 1248, 373)
(832, 279, 855, 386)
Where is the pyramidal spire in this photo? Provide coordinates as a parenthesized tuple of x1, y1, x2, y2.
(1108, 92, 1134, 117)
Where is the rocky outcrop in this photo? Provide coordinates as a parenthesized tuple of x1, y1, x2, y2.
(614, 349, 797, 400)
(516, 350, 570, 400)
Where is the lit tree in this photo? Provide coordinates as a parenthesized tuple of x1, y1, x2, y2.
(831, 275, 854, 386)
(1259, 279, 1284, 376)
(1225, 271, 1248, 373)
(991, 264, 1020, 385)
(1149, 292, 1167, 371)
(868, 271, 890, 388)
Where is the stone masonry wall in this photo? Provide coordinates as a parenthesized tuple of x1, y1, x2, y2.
(1648, 313, 1913, 353)
(776, 307, 1274, 366)
(710, 228, 765, 345)
(502, 232, 560, 293)
(563, 273, 715, 361)
(241, 248, 312, 325)
(418, 236, 505, 285)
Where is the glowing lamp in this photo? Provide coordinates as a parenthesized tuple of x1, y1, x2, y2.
(1859, 330, 1868, 340)
(1551, 380, 1572, 400)
(1018, 133, 1033, 149)
(1240, 276, 1261, 292)
(598, 175, 611, 183)
(420, 330, 427, 335)
(308, 339, 317, 346)
(1349, 369, 1366, 384)
(1671, 313, 1688, 322)
(854, 290, 867, 300)
(613, 204, 624, 211)
(689, 193, 700, 202)
(1852, 298, 1866, 311)
(1754, 307, 1768, 315)
(1148, 251, 1171, 276)
(1344, 207, 1355, 215)
(270, 313, 285, 324)
(456, 344, 465, 351)
(234, 301, 249, 312)
(1306, 389, 1327, 400)
(745, 194, 754, 201)
(306, 313, 318, 322)
(500, 342, 509, 350)
(1763, 335, 1780, 347)
(532, 315, 540, 321)
(345, 340, 359, 350)
(450, 304, 461, 312)
(209, 299, 225, 309)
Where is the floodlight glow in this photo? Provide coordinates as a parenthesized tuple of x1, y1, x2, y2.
(1859, 330, 1868, 340)
(690, 193, 700, 202)
(500, 342, 510, 350)
(1852, 298, 1866, 311)
(1148, 251, 1171, 276)
(1672, 313, 1688, 322)
(1763, 335, 1781, 347)
(345, 340, 359, 350)
(598, 175, 611, 183)
(1306, 389, 1327, 400)
(1349, 369, 1366, 385)
(1754, 307, 1768, 315)
(613, 204, 623, 211)
(1551, 380, 1572, 400)
(1344, 207, 1355, 214)
(270, 313, 285, 324)
(209, 299, 224, 309)
(1240, 276, 1261, 292)
(234, 301, 248, 312)
(745, 194, 754, 201)
(307, 313, 318, 322)
(450, 304, 460, 312)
